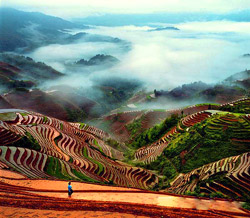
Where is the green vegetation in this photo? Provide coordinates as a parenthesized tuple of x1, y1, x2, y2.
(126, 115, 144, 139)
(198, 171, 250, 200)
(219, 99, 250, 114)
(83, 147, 104, 175)
(195, 103, 220, 107)
(68, 156, 73, 163)
(8, 132, 41, 151)
(66, 109, 87, 122)
(93, 78, 142, 114)
(127, 114, 180, 149)
(105, 138, 124, 152)
(44, 156, 73, 180)
(43, 116, 48, 123)
(44, 156, 100, 183)
(45, 156, 99, 183)
(0, 112, 17, 121)
(0, 53, 63, 80)
(136, 112, 250, 191)
(54, 134, 63, 146)
(88, 119, 112, 133)
(146, 95, 152, 100)
(79, 122, 85, 129)
(94, 139, 103, 152)
(242, 202, 250, 211)
(71, 169, 100, 183)
(15, 87, 30, 92)
(168, 113, 248, 171)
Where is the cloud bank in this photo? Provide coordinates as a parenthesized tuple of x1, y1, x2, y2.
(2, 0, 250, 18)
(27, 20, 250, 91)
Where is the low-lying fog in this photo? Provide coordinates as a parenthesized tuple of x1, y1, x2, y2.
(28, 20, 250, 90)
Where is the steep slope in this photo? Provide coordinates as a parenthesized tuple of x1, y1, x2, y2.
(128, 98, 250, 200)
(93, 103, 219, 142)
(0, 110, 158, 189)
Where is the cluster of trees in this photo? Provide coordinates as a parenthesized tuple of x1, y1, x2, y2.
(220, 102, 250, 113)
(127, 114, 180, 149)
(8, 132, 41, 151)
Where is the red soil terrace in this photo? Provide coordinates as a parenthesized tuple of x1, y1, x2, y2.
(0, 170, 249, 218)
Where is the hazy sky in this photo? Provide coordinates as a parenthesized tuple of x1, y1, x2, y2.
(2, 0, 250, 18)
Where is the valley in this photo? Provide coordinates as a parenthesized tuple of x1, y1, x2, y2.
(0, 5, 250, 217)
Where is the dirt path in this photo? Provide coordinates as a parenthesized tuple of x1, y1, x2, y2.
(0, 169, 249, 218)
(0, 206, 149, 218)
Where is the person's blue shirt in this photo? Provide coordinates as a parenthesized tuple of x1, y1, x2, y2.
(68, 184, 72, 192)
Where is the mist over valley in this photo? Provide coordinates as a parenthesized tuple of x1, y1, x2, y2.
(0, 3, 250, 215)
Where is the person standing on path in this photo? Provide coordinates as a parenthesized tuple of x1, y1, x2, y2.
(68, 181, 73, 197)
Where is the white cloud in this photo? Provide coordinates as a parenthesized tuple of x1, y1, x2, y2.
(29, 42, 123, 69)
(75, 21, 250, 88)
(29, 21, 250, 91)
(2, 0, 250, 18)
(178, 21, 250, 34)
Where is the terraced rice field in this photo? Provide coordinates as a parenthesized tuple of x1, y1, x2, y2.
(0, 111, 158, 189)
(167, 152, 250, 200)
(1, 169, 249, 218)
(99, 104, 215, 142)
(134, 111, 213, 164)
(134, 98, 250, 164)
(0, 98, 249, 217)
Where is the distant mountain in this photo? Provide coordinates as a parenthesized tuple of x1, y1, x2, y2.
(224, 70, 250, 83)
(0, 8, 130, 52)
(199, 85, 247, 103)
(75, 54, 119, 66)
(222, 70, 250, 90)
(148, 26, 180, 32)
(0, 8, 88, 52)
(154, 81, 211, 99)
(242, 54, 250, 58)
(0, 53, 64, 83)
(66, 32, 123, 44)
(152, 70, 249, 104)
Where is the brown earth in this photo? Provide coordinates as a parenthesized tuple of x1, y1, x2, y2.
(0, 169, 249, 218)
